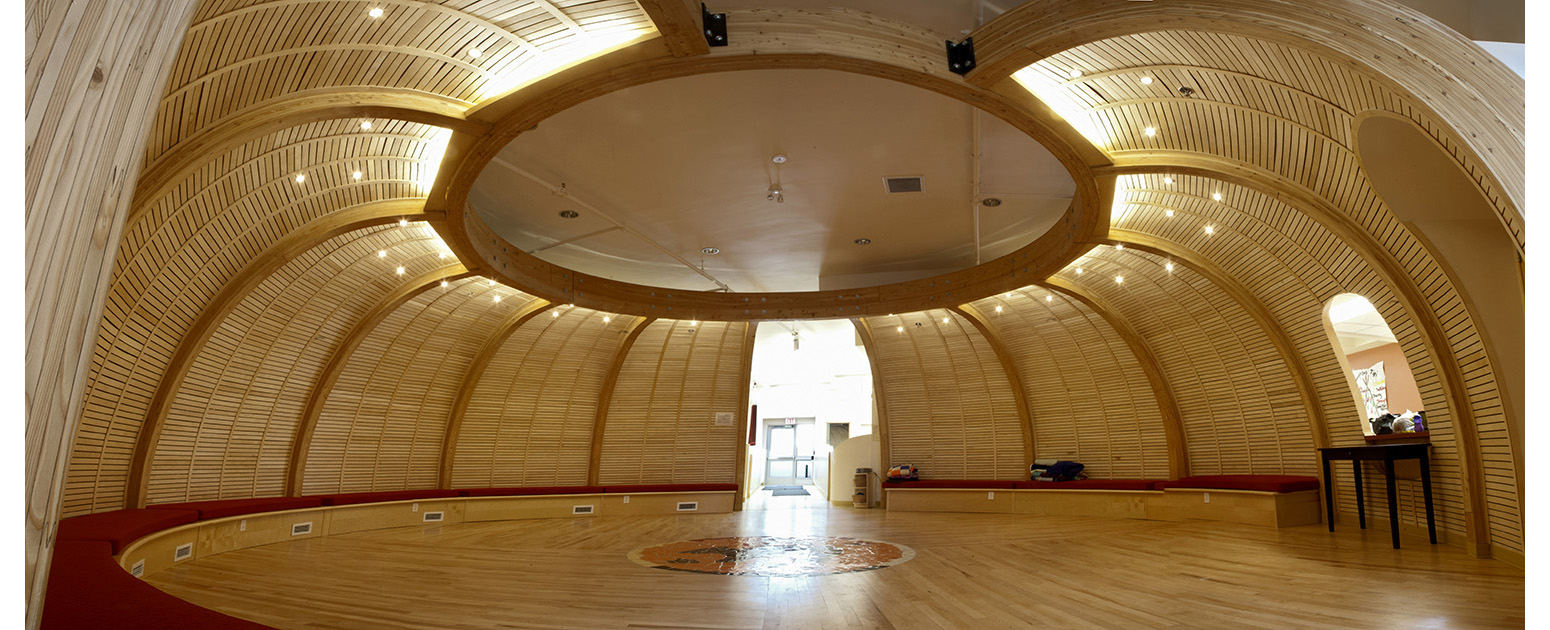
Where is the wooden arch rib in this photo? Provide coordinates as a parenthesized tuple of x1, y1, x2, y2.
(1102, 231, 1332, 453)
(284, 264, 474, 496)
(123, 200, 438, 507)
(849, 318, 891, 504)
(730, 322, 757, 510)
(1100, 157, 1493, 554)
(947, 305, 1036, 470)
(437, 300, 556, 489)
(637, 0, 709, 57)
(1036, 280, 1190, 480)
(585, 317, 656, 486)
(964, 0, 1522, 249)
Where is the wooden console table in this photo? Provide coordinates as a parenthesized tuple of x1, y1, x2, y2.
(1317, 443, 1436, 549)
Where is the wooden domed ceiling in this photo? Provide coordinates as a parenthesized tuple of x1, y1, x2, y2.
(29, 0, 1524, 592)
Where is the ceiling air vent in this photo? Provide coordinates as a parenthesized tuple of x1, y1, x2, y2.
(884, 176, 924, 194)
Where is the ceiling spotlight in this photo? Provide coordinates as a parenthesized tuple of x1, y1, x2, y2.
(399, 218, 408, 227)
(1046, 295, 1053, 302)
(395, 266, 405, 275)
(981, 198, 1003, 207)
(294, 174, 306, 183)
(995, 305, 1003, 313)
(854, 238, 872, 245)
(942, 316, 950, 323)
(1115, 275, 1124, 284)
(1115, 243, 1124, 250)
(1141, 76, 1153, 85)
(772, 154, 787, 164)
(690, 320, 699, 326)
(1163, 176, 1174, 184)
(353, 171, 363, 180)
(368, 7, 383, 18)
(438, 252, 447, 259)
(377, 250, 387, 258)
(1075, 267, 1084, 274)
(360, 120, 372, 130)
(701, 247, 720, 255)
(1165, 262, 1175, 272)
(440, 280, 449, 287)
(1178, 86, 1195, 96)
(897, 326, 904, 333)
(603, 316, 611, 323)
(493, 295, 502, 303)
(1068, 68, 1083, 79)
(552, 311, 559, 317)
(1164, 209, 1175, 217)
(468, 48, 482, 58)
(1205, 225, 1215, 235)
(1212, 192, 1223, 201)
(767, 185, 784, 203)
(1144, 127, 1157, 137)
(559, 210, 579, 218)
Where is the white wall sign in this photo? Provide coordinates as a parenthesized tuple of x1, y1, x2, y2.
(714, 412, 735, 426)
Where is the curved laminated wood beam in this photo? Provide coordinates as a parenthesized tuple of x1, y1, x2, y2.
(284, 264, 474, 496)
(1104, 230, 1332, 453)
(1040, 280, 1190, 480)
(849, 318, 891, 506)
(437, 299, 555, 489)
(585, 317, 656, 486)
(964, 0, 1521, 250)
(948, 305, 1036, 471)
(730, 322, 757, 510)
(637, 0, 710, 57)
(123, 200, 439, 508)
(1099, 157, 1494, 555)
(132, 94, 488, 220)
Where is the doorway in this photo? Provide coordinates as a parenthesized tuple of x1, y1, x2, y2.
(765, 419, 817, 486)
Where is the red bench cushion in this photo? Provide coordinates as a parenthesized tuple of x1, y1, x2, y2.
(44, 540, 270, 629)
(1013, 479, 1164, 491)
(1161, 475, 1320, 493)
(602, 484, 738, 493)
(54, 509, 199, 555)
(459, 486, 605, 497)
(147, 497, 324, 521)
(315, 489, 461, 506)
(884, 480, 1017, 490)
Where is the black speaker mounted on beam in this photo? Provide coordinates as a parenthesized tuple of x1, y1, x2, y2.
(702, 3, 727, 47)
(946, 37, 976, 75)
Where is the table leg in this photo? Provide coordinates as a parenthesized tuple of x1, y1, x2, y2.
(1385, 453, 1400, 549)
(1352, 461, 1366, 529)
(1420, 450, 1437, 544)
(1322, 455, 1335, 532)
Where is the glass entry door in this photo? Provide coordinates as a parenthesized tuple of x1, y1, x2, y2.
(765, 423, 815, 486)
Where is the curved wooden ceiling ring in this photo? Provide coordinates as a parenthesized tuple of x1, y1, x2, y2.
(964, 0, 1522, 253)
(585, 316, 657, 486)
(948, 305, 1037, 471)
(122, 200, 440, 508)
(1100, 157, 1495, 555)
(1036, 280, 1190, 480)
(436, 299, 557, 489)
(131, 92, 487, 219)
(284, 264, 475, 497)
(426, 12, 1117, 321)
(1101, 230, 1333, 453)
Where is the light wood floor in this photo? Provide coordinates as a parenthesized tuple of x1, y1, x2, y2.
(147, 493, 1524, 629)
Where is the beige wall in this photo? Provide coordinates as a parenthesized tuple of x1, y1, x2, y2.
(1346, 344, 1425, 417)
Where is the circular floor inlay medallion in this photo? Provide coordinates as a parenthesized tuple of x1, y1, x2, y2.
(629, 536, 915, 577)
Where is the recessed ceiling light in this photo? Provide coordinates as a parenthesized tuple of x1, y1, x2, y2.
(942, 316, 950, 323)
(854, 238, 871, 245)
(981, 198, 1002, 207)
(559, 210, 579, 219)
(1204, 225, 1215, 235)
(1115, 243, 1124, 250)
(438, 252, 447, 259)
(995, 305, 1003, 313)
(353, 171, 363, 180)
(377, 250, 386, 258)
(701, 247, 720, 255)
(1165, 262, 1175, 272)
(360, 120, 372, 130)
(440, 280, 449, 287)
(1141, 76, 1153, 85)
(552, 311, 559, 317)
(1144, 127, 1157, 137)
(603, 316, 611, 323)
(690, 320, 699, 326)
(772, 155, 787, 164)
(1212, 192, 1223, 201)
(1046, 295, 1053, 302)
(368, 7, 383, 18)
(1164, 209, 1175, 217)
(294, 174, 305, 183)
(468, 48, 482, 58)
(1068, 69, 1083, 79)
(1115, 275, 1124, 284)
(399, 218, 408, 227)
(395, 266, 405, 275)
(493, 295, 501, 303)
(1163, 176, 1174, 184)
(1075, 267, 1084, 274)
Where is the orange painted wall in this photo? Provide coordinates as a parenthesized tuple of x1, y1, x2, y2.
(1346, 343, 1424, 414)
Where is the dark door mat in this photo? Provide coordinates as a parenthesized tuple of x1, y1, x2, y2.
(770, 487, 810, 497)
(763, 485, 800, 492)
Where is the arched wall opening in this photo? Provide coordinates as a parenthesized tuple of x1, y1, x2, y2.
(1322, 293, 1422, 437)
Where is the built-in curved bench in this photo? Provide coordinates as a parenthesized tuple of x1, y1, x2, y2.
(43, 484, 738, 629)
(885, 476, 1322, 527)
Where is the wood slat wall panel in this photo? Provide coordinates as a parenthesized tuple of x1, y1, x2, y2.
(861, 310, 1025, 480)
(596, 320, 746, 485)
(64, 120, 444, 517)
(969, 290, 1169, 479)
(149, 0, 657, 166)
(450, 305, 620, 487)
(1027, 29, 1518, 554)
(1061, 247, 1315, 476)
(302, 278, 533, 494)
(146, 224, 448, 505)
